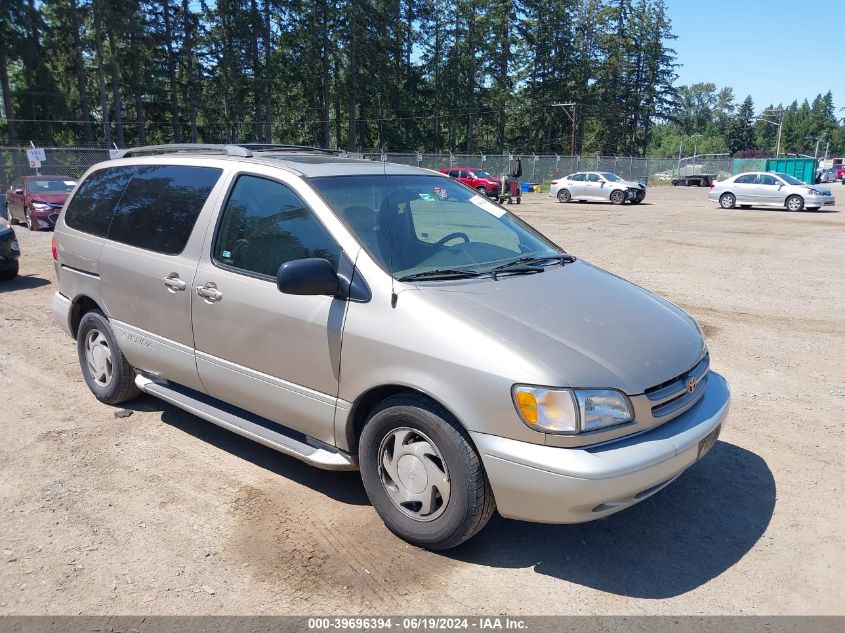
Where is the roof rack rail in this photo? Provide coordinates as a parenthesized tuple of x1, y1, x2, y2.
(120, 144, 253, 158)
(238, 144, 343, 155)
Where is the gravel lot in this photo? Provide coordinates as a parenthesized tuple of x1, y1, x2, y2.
(1, 185, 843, 615)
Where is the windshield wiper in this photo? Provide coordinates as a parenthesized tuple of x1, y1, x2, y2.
(488, 254, 575, 279)
(398, 268, 482, 282)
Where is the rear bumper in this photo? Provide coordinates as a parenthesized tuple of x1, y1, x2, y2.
(471, 372, 730, 523)
(0, 229, 19, 266)
(52, 291, 74, 338)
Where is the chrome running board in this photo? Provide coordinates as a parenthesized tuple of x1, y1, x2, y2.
(135, 374, 358, 471)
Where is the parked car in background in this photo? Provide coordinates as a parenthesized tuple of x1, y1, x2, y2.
(439, 167, 502, 197)
(836, 166, 845, 181)
(818, 168, 837, 184)
(549, 172, 646, 205)
(5, 175, 77, 230)
(0, 215, 20, 280)
(51, 144, 728, 550)
(709, 172, 835, 211)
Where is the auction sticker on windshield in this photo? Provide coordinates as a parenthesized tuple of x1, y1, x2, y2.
(469, 194, 506, 218)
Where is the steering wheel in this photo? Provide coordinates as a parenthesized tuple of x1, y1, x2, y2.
(434, 232, 470, 248)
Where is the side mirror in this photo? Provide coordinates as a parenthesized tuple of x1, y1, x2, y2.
(277, 258, 340, 297)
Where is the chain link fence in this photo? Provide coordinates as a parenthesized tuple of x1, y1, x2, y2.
(1, 146, 736, 192)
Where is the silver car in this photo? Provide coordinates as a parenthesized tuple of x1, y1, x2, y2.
(51, 144, 729, 549)
(709, 171, 835, 211)
(549, 171, 646, 204)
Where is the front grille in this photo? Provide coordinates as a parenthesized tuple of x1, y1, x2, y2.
(645, 354, 709, 420)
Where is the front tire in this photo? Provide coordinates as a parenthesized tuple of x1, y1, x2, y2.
(76, 310, 140, 405)
(359, 394, 495, 550)
(557, 189, 571, 203)
(610, 190, 625, 205)
(719, 193, 736, 209)
(785, 195, 804, 212)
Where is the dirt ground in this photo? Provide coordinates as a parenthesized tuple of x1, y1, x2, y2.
(1, 185, 843, 615)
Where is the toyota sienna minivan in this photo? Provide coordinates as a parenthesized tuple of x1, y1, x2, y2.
(51, 144, 730, 550)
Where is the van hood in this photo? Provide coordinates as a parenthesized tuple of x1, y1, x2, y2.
(419, 260, 705, 394)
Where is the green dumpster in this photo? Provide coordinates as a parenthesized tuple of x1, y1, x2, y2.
(764, 158, 817, 185)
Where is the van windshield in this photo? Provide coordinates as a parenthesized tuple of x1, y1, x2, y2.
(311, 174, 561, 278)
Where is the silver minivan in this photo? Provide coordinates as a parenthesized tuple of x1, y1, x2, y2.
(52, 145, 730, 550)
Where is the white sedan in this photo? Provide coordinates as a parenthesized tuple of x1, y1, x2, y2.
(709, 172, 835, 211)
(549, 172, 646, 205)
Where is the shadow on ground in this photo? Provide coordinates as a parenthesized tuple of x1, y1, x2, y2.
(125, 393, 774, 598)
(130, 394, 369, 507)
(0, 274, 51, 292)
(447, 441, 775, 599)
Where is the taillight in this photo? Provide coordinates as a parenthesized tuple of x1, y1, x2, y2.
(550, 180, 558, 186)
(51, 237, 58, 261)
(709, 183, 716, 189)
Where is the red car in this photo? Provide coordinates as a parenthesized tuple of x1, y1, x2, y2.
(439, 167, 502, 197)
(5, 175, 77, 230)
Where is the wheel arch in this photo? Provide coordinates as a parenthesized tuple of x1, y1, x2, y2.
(342, 384, 466, 454)
(69, 295, 105, 338)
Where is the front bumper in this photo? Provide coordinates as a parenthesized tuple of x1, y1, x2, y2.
(471, 372, 730, 523)
(30, 208, 60, 229)
(805, 194, 835, 207)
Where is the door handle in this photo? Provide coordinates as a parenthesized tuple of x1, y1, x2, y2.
(163, 273, 187, 292)
(195, 282, 223, 303)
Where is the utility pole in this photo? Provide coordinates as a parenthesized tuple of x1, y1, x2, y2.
(551, 103, 577, 155)
(757, 106, 784, 157)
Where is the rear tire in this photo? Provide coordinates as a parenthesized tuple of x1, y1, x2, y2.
(475, 186, 488, 197)
(359, 394, 495, 550)
(0, 261, 18, 281)
(719, 193, 736, 209)
(785, 195, 804, 212)
(76, 310, 141, 405)
(610, 190, 625, 205)
(557, 189, 571, 203)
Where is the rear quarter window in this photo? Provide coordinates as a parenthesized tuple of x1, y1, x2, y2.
(64, 166, 136, 237)
(106, 165, 222, 255)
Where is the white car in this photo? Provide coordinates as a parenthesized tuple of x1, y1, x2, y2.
(709, 172, 835, 211)
(549, 172, 646, 205)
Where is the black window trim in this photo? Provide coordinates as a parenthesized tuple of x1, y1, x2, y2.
(209, 170, 344, 283)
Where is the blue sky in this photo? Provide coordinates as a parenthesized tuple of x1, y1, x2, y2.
(667, 0, 843, 115)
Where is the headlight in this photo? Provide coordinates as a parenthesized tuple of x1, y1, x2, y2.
(512, 385, 634, 434)
(31, 202, 52, 211)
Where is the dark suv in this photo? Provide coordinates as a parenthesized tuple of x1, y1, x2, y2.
(5, 175, 77, 230)
(439, 167, 501, 197)
(0, 216, 20, 280)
